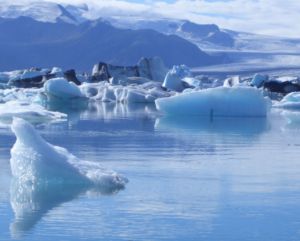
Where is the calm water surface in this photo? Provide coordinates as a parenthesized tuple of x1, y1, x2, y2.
(1, 103, 300, 241)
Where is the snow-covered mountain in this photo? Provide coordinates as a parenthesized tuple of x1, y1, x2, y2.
(0, 16, 225, 71)
(0, 2, 88, 24)
(110, 19, 235, 48)
(0, 1, 299, 72)
(109, 18, 300, 53)
(1, 1, 299, 53)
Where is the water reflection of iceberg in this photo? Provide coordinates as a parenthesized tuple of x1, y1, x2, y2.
(10, 180, 83, 238)
(155, 116, 269, 136)
(81, 102, 158, 121)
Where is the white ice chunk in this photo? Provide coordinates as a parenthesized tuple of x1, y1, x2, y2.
(223, 76, 240, 87)
(274, 92, 300, 109)
(155, 86, 270, 117)
(251, 74, 268, 88)
(162, 65, 191, 92)
(182, 77, 202, 88)
(50, 67, 64, 77)
(110, 76, 150, 86)
(275, 76, 299, 83)
(10, 118, 128, 188)
(0, 101, 66, 126)
(138, 57, 168, 82)
(43, 78, 85, 101)
(80, 82, 171, 103)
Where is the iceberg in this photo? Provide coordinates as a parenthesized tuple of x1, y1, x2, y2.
(274, 92, 300, 109)
(0, 88, 41, 103)
(9, 118, 127, 237)
(223, 76, 241, 87)
(80, 82, 171, 103)
(39, 78, 88, 108)
(251, 74, 269, 88)
(7, 68, 51, 88)
(44, 78, 84, 100)
(10, 118, 127, 188)
(182, 77, 202, 89)
(162, 65, 191, 92)
(0, 101, 66, 127)
(155, 86, 270, 117)
(91, 57, 168, 82)
(137, 57, 168, 82)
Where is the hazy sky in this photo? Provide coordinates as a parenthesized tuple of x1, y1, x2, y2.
(1, 0, 300, 38)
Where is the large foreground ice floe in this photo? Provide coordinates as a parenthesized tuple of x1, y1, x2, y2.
(9, 118, 128, 238)
(10, 118, 128, 189)
(155, 86, 271, 117)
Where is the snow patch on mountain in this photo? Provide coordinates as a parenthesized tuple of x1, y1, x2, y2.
(0, 1, 87, 24)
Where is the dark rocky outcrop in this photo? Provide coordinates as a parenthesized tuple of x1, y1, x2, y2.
(91, 57, 168, 82)
(264, 81, 300, 94)
(64, 69, 81, 85)
(7, 68, 49, 88)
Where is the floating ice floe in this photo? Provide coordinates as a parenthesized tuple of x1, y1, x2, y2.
(251, 74, 269, 88)
(0, 88, 41, 103)
(138, 57, 168, 82)
(273, 92, 300, 109)
(9, 119, 127, 238)
(38, 78, 87, 107)
(182, 77, 202, 89)
(109, 76, 150, 86)
(162, 65, 191, 92)
(91, 57, 168, 82)
(44, 78, 84, 99)
(50, 67, 64, 77)
(155, 86, 271, 117)
(0, 101, 66, 126)
(7, 68, 50, 88)
(80, 81, 172, 103)
(223, 76, 241, 87)
(10, 118, 128, 188)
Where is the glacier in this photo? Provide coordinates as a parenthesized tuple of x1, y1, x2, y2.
(162, 65, 191, 92)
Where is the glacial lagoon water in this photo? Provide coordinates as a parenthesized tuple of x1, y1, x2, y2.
(1, 103, 300, 241)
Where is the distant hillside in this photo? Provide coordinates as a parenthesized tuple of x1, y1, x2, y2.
(0, 17, 224, 71)
(1, 1, 299, 54)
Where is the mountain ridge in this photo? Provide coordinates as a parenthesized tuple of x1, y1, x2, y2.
(0, 16, 224, 71)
